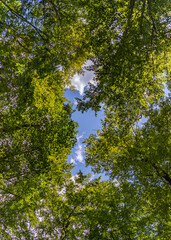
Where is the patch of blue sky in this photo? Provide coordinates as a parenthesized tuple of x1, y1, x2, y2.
(64, 60, 106, 179)
(65, 88, 105, 179)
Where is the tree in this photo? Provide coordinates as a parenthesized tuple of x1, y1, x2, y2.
(0, 0, 171, 239)
(0, 0, 87, 236)
(77, 0, 171, 238)
(84, 97, 171, 225)
(2, 172, 169, 239)
(77, 0, 171, 118)
(0, 0, 90, 184)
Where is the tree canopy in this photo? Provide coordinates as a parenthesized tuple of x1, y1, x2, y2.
(0, 0, 171, 239)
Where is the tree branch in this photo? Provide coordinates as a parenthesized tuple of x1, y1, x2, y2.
(48, 0, 61, 20)
(140, 0, 146, 33)
(60, 207, 77, 240)
(0, 0, 49, 41)
(143, 158, 171, 185)
(124, 0, 136, 36)
(153, 164, 171, 185)
(147, 0, 158, 34)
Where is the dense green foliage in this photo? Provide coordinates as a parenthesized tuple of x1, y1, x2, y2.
(0, 0, 171, 239)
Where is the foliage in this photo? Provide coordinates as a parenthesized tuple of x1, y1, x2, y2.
(0, 0, 83, 237)
(2, 174, 170, 239)
(84, 97, 171, 237)
(77, 0, 171, 118)
(0, 0, 171, 239)
(78, 0, 171, 238)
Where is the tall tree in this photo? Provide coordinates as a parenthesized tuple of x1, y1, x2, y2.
(76, 0, 171, 238)
(0, 0, 90, 183)
(0, 0, 88, 235)
(77, 0, 171, 118)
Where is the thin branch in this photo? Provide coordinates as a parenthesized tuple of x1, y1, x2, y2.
(153, 164, 171, 185)
(0, 20, 31, 52)
(123, 0, 136, 36)
(147, 0, 158, 34)
(48, 0, 61, 20)
(16, 39, 31, 53)
(60, 207, 77, 240)
(143, 158, 171, 185)
(140, 0, 146, 33)
(0, 0, 49, 41)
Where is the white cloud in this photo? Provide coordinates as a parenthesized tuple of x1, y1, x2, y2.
(74, 99, 78, 106)
(76, 134, 83, 141)
(71, 61, 95, 95)
(71, 174, 78, 183)
(71, 74, 85, 95)
(70, 135, 85, 165)
(70, 158, 76, 164)
(75, 142, 84, 163)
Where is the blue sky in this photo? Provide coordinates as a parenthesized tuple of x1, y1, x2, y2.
(64, 63, 105, 178)
(65, 91, 104, 178)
